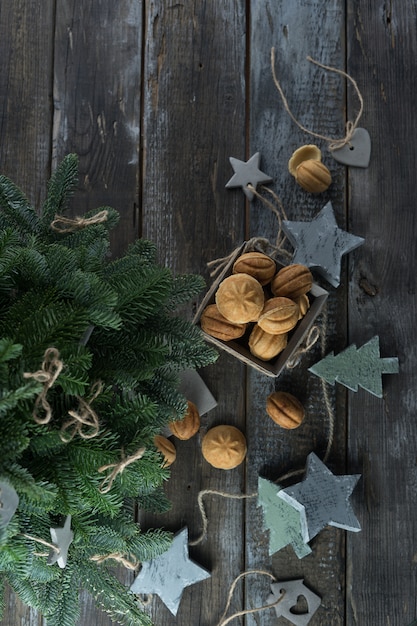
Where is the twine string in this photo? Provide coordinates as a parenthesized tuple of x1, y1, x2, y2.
(216, 570, 285, 626)
(189, 489, 257, 547)
(22, 533, 60, 554)
(60, 381, 102, 442)
(285, 324, 321, 370)
(50, 210, 109, 233)
(98, 447, 146, 494)
(271, 47, 364, 151)
(23, 348, 63, 424)
(90, 552, 139, 571)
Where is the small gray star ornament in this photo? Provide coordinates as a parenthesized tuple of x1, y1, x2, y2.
(225, 152, 272, 200)
(266, 579, 321, 626)
(130, 527, 210, 616)
(0, 480, 19, 529)
(278, 452, 361, 542)
(48, 515, 74, 568)
(282, 201, 364, 287)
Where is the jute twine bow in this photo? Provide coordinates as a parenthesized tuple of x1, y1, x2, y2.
(50, 209, 108, 233)
(23, 348, 63, 424)
(90, 552, 139, 570)
(271, 47, 364, 151)
(60, 381, 102, 442)
(98, 447, 146, 494)
(217, 571, 285, 626)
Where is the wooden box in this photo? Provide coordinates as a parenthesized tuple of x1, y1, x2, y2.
(194, 244, 328, 377)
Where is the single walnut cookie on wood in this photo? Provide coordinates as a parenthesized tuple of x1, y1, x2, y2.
(168, 400, 200, 440)
(202, 425, 247, 469)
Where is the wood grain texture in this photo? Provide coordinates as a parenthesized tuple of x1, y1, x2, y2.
(0, 3, 54, 624)
(246, 1, 348, 624)
(347, 2, 417, 624)
(139, 2, 247, 625)
(53, 0, 143, 257)
(0, 0, 54, 207)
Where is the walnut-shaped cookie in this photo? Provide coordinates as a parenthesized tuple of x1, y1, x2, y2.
(257, 297, 299, 335)
(200, 304, 247, 341)
(169, 401, 200, 440)
(232, 251, 276, 286)
(248, 325, 288, 361)
(202, 425, 247, 469)
(215, 273, 264, 324)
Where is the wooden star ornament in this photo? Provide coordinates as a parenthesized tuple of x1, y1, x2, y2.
(225, 152, 272, 200)
(282, 201, 364, 287)
(267, 579, 321, 626)
(48, 515, 74, 568)
(278, 453, 361, 543)
(130, 527, 210, 616)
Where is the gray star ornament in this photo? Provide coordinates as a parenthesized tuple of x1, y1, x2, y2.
(130, 527, 210, 616)
(282, 201, 364, 287)
(0, 481, 19, 529)
(225, 152, 272, 200)
(278, 453, 361, 542)
(48, 515, 74, 568)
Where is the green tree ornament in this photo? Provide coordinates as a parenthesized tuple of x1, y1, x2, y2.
(0, 154, 217, 626)
(308, 335, 399, 397)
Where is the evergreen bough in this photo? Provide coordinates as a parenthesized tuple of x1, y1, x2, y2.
(0, 155, 217, 625)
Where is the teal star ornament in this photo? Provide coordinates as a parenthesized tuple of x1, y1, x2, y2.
(309, 335, 399, 398)
(278, 453, 361, 542)
(257, 477, 311, 559)
(48, 515, 74, 568)
(225, 152, 272, 200)
(282, 201, 364, 287)
(130, 527, 210, 616)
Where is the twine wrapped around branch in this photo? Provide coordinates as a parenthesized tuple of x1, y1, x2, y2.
(60, 381, 102, 442)
(50, 210, 108, 233)
(23, 348, 63, 424)
(98, 447, 146, 494)
(90, 552, 139, 570)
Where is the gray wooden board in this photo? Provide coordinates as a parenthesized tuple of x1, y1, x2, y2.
(52, 0, 143, 258)
(246, 1, 348, 624)
(0, 2, 55, 624)
(346, 2, 417, 624)
(139, 2, 247, 625)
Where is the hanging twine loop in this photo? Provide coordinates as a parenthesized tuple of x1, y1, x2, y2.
(23, 348, 63, 424)
(22, 533, 60, 557)
(216, 570, 285, 626)
(50, 209, 108, 233)
(271, 47, 364, 151)
(98, 447, 146, 494)
(189, 489, 257, 547)
(60, 381, 102, 442)
(285, 324, 321, 369)
(206, 185, 292, 278)
(90, 552, 140, 571)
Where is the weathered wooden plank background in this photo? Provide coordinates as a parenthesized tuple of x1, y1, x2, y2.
(1, 1, 416, 625)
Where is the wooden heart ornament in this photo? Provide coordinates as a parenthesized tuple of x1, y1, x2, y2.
(267, 579, 321, 626)
(330, 127, 371, 168)
(0, 481, 19, 529)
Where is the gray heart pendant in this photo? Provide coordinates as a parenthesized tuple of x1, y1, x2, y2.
(330, 127, 371, 168)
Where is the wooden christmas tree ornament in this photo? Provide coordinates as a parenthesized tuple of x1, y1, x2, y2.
(308, 335, 399, 397)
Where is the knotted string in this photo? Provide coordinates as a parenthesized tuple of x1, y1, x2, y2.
(285, 324, 320, 370)
(271, 47, 364, 151)
(50, 209, 108, 233)
(90, 552, 139, 570)
(98, 447, 146, 494)
(217, 571, 285, 626)
(60, 381, 102, 442)
(23, 348, 63, 424)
